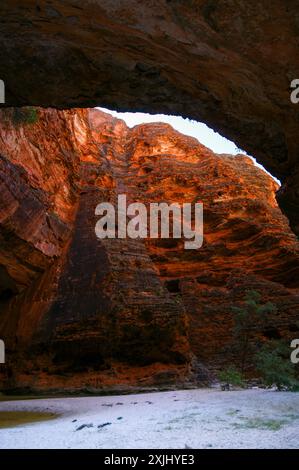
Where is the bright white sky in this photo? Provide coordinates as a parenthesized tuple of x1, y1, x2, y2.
(97, 107, 280, 184)
(98, 107, 242, 154)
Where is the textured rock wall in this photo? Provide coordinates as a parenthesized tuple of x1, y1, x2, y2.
(0, 107, 298, 392)
(89, 110, 299, 372)
(0, 108, 191, 393)
(0, 109, 81, 300)
(1, 1, 299, 236)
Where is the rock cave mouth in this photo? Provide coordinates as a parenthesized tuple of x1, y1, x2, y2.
(0, 106, 298, 393)
(1, 0, 298, 237)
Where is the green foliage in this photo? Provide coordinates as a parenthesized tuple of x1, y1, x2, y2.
(233, 417, 288, 431)
(255, 341, 299, 391)
(218, 366, 245, 388)
(232, 290, 276, 329)
(232, 290, 277, 373)
(12, 107, 39, 125)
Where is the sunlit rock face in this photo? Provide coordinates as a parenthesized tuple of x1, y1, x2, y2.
(0, 108, 298, 392)
(89, 109, 299, 372)
(0, 108, 191, 393)
(0, 109, 81, 296)
(1, 1, 299, 236)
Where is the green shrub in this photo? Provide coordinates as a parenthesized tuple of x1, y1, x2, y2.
(12, 107, 39, 125)
(255, 341, 299, 391)
(219, 366, 245, 388)
(231, 290, 276, 373)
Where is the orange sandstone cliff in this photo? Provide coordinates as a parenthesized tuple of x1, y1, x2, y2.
(0, 108, 298, 393)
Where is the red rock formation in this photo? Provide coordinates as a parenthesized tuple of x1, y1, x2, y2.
(0, 107, 298, 392)
(89, 109, 299, 372)
(0, 1, 299, 236)
(0, 109, 81, 298)
(0, 108, 191, 393)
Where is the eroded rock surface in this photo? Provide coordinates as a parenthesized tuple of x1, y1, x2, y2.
(89, 109, 299, 372)
(0, 108, 298, 392)
(0, 108, 190, 392)
(0, 1, 299, 235)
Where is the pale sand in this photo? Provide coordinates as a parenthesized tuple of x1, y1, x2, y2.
(0, 388, 298, 449)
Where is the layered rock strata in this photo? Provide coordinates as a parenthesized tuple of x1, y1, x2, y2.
(0, 107, 298, 392)
(1, 1, 299, 236)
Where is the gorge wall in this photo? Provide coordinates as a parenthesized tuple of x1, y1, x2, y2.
(1, 1, 299, 238)
(0, 107, 298, 393)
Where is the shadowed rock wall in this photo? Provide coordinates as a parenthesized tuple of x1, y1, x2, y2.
(0, 107, 298, 392)
(1, 1, 299, 235)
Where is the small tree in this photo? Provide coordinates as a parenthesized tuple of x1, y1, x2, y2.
(232, 290, 276, 373)
(255, 341, 299, 391)
(219, 366, 245, 389)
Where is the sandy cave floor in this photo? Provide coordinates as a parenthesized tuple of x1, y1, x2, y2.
(0, 388, 298, 449)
